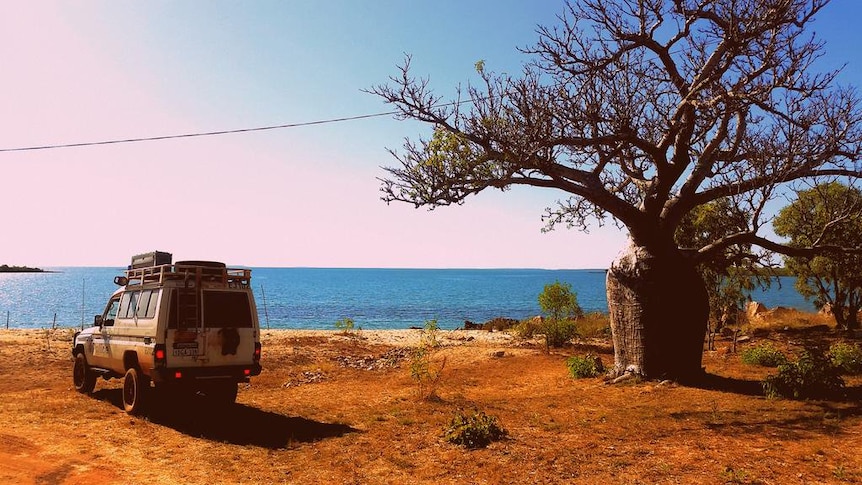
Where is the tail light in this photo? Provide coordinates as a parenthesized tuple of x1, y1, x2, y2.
(253, 342, 261, 362)
(154, 344, 167, 368)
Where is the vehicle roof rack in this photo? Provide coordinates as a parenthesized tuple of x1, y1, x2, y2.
(123, 254, 250, 289)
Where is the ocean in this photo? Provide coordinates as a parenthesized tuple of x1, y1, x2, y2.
(0, 267, 815, 330)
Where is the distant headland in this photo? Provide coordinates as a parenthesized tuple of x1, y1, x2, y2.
(0, 264, 46, 273)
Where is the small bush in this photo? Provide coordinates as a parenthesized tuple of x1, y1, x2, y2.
(762, 348, 845, 400)
(740, 343, 787, 367)
(513, 317, 542, 339)
(566, 354, 604, 378)
(421, 319, 440, 348)
(545, 318, 579, 348)
(538, 281, 583, 349)
(829, 342, 862, 375)
(334, 317, 355, 332)
(443, 410, 507, 449)
(409, 319, 446, 399)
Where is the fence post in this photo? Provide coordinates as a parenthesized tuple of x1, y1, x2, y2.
(260, 284, 271, 330)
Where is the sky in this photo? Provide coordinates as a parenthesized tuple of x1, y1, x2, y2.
(1, 1, 860, 269)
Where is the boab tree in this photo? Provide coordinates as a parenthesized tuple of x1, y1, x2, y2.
(370, 0, 862, 380)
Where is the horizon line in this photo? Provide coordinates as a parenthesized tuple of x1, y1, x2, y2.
(35, 265, 610, 272)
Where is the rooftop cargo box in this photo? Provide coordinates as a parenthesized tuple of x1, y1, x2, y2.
(130, 251, 172, 269)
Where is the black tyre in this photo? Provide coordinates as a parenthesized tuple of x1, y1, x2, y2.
(122, 367, 150, 415)
(72, 353, 96, 394)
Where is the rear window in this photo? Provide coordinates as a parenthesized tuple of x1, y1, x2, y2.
(202, 291, 253, 328)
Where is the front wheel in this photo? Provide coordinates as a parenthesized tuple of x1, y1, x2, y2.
(72, 353, 96, 394)
(122, 367, 150, 415)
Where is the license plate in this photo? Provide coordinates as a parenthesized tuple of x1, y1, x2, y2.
(172, 347, 199, 357)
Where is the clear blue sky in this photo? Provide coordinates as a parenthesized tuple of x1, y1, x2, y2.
(1, 1, 859, 268)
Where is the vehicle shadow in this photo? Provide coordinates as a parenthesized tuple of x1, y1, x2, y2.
(92, 389, 357, 449)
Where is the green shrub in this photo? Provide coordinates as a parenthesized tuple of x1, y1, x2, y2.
(538, 281, 583, 321)
(566, 354, 604, 378)
(513, 317, 580, 347)
(537, 281, 584, 349)
(545, 317, 579, 348)
(421, 319, 440, 348)
(443, 410, 507, 449)
(829, 342, 862, 374)
(334, 317, 355, 332)
(762, 348, 845, 400)
(740, 343, 787, 367)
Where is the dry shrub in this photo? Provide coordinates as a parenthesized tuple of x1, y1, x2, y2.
(577, 312, 611, 338)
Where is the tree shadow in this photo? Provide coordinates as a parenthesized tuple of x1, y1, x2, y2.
(683, 372, 765, 397)
(671, 401, 862, 439)
(92, 389, 357, 449)
(684, 372, 862, 404)
(664, 374, 862, 440)
(689, 370, 860, 397)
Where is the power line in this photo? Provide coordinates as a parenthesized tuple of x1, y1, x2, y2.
(0, 95, 482, 153)
(0, 110, 398, 153)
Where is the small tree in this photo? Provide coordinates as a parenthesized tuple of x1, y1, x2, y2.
(774, 182, 862, 331)
(410, 319, 446, 399)
(538, 281, 583, 349)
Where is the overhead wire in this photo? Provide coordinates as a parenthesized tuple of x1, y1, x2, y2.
(0, 110, 399, 153)
(0, 38, 718, 154)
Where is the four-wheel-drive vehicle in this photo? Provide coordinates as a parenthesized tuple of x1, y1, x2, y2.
(72, 251, 262, 414)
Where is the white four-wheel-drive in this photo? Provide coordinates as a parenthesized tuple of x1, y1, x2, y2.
(72, 251, 262, 414)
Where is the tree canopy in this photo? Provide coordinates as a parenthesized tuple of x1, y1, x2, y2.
(371, 0, 862, 261)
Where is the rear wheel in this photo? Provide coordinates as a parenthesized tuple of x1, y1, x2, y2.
(122, 367, 150, 415)
(72, 353, 96, 394)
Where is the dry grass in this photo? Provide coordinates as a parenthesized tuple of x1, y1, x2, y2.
(1, 314, 860, 484)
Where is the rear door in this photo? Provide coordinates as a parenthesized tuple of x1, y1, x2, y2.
(164, 288, 257, 367)
(200, 290, 257, 365)
(165, 288, 206, 364)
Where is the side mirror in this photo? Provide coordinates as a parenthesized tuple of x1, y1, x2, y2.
(94, 315, 103, 326)
(114, 276, 128, 286)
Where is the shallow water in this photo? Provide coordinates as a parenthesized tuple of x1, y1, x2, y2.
(0, 267, 814, 330)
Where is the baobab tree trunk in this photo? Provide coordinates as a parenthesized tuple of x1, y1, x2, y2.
(606, 240, 709, 381)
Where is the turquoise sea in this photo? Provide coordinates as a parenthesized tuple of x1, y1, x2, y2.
(0, 267, 815, 330)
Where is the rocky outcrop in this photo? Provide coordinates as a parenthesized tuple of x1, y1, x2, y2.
(746, 301, 768, 319)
